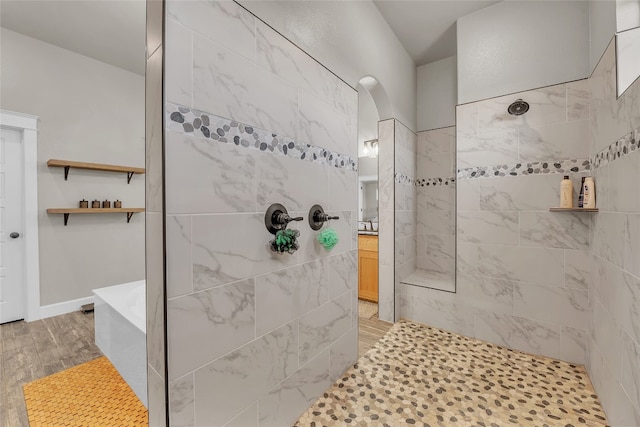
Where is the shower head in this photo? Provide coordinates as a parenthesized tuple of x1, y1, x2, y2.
(507, 99, 529, 116)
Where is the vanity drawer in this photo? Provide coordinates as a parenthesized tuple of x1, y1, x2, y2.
(358, 235, 378, 252)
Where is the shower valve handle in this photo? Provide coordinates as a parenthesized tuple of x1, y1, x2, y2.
(313, 212, 339, 222)
(265, 203, 302, 235)
(308, 204, 339, 230)
(274, 213, 303, 225)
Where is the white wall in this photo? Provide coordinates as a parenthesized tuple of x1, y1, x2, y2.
(357, 85, 379, 157)
(457, 1, 590, 104)
(0, 28, 145, 306)
(590, 0, 617, 74)
(358, 157, 378, 177)
(417, 56, 457, 131)
(238, 0, 417, 131)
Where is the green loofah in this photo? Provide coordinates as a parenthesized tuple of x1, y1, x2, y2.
(317, 227, 339, 251)
(270, 228, 300, 254)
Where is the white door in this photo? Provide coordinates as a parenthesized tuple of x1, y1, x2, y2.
(0, 127, 24, 324)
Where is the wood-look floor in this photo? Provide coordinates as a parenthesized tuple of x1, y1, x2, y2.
(358, 310, 393, 357)
(0, 311, 101, 427)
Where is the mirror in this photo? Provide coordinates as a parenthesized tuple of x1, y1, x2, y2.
(360, 178, 379, 222)
(616, 26, 640, 97)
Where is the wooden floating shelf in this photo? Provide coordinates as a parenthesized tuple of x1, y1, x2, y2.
(47, 159, 145, 183)
(47, 208, 145, 225)
(549, 207, 599, 212)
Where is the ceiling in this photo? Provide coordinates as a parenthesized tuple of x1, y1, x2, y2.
(0, 0, 146, 75)
(0, 0, 499, 76)
(373, 0, 500, 66)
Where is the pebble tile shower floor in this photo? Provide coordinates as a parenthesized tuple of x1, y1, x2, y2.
(296, 320, 608, 426)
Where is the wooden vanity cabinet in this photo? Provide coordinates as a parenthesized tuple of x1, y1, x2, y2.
(358, 234, 378, 303)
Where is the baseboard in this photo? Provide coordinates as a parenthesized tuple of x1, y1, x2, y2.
(39, 296, 95, 320)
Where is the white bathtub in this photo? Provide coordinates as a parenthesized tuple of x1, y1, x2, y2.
(93, 280, 147, 407)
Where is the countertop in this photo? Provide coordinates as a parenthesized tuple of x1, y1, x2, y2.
(358, 230, 379, 236)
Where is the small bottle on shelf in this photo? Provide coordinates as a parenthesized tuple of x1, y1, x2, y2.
(583, 177, 596, 208)
(578, 177, 586, 208)
(560, 176, 573, 208)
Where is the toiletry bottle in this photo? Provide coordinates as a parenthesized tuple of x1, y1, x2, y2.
(578, 177, 586, 208)
(560, 176, 573, 208)
(583, 177, 596, 208)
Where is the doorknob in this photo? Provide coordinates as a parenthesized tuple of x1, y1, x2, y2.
(10, 232, 20, 239)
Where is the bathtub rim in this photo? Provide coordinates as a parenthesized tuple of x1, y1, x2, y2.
(93, 280, 146, 334)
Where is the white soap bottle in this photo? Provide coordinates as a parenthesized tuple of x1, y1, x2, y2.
(583, 177, 596, 208)
(560, 175, 573, 208)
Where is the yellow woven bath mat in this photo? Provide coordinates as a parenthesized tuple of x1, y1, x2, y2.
(23, 356, 147, 426)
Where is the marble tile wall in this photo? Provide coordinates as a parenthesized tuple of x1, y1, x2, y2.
(378, 119, 419, 322)
(163, 2, 358, 426)
(378, 119, 396, 322)
(414, 127, 456, 284)
(145, 0, 166, 423)
(394, 121, 418, 307)
(400, 79, 592, 366)
(586, 40, 640, 425)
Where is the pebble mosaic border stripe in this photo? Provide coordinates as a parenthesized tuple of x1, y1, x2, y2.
(417, 177, 456, 187)
(591, 127, 639, 169)
(457, 158, 591, 180)
(394, 173, 456, 187)
(166, 103, 358, 172)
(457, 126, 640, 179)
